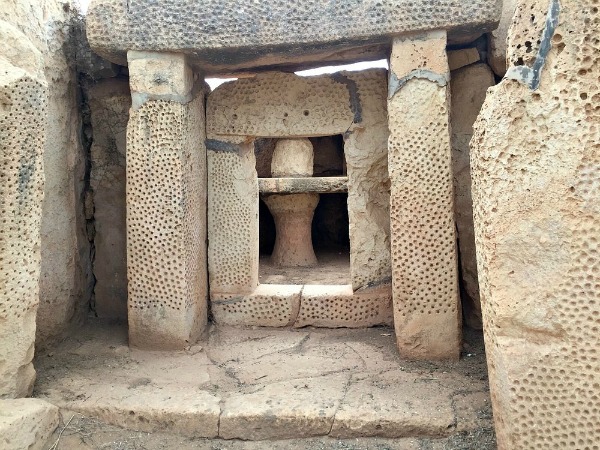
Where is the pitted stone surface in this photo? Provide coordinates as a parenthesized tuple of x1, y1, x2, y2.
(86, 0, 501, 71)
(471, 0, 600, 448)
(294, 285, 393, 328)
(212, 285, 301, 327)
(126, 93, 207, 349)
(0, 64, 46, 398)
(388, 33, 461, 360)
(207, 73, 354, 138)
(207, 144, 259, 294)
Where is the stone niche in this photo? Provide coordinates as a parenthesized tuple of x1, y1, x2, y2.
(206, 70, 393, 329)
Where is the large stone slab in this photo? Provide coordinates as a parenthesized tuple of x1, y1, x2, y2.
(471, 0, 600, 447)
(0, 60, 46, 398)
(387, 32, 461, 360)
(88, 79, 130, 320)
(0, 399, 59, 450)
(86, 0, 501, 72)
(126, 53, 207, 349)
(450, 63, 495, 329)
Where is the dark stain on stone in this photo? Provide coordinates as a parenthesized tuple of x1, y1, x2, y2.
(330, 73, 362, 124)
(205, 139, 240, 153)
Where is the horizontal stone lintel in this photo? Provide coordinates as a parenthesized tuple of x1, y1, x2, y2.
(258, 177, 348, 194)
(87, 0, 501, 71)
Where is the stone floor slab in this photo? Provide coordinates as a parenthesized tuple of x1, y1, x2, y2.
(0, 398, 59, 450)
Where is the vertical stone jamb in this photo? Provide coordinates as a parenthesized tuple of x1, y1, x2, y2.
(126, 51, 207, 349)
(387, 31, 461, 360)
(0, 63, 47, 397)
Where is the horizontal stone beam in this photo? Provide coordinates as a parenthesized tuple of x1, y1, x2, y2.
(86, 0, 501, 72)
(258, 177, 348, 194)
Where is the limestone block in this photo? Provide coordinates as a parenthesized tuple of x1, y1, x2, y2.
(450, 63, 495, 329)
(207, 72, 354, 138)
(471, 0, 600, 447)
(88, 79, 130, 320)
(207, 143, 259, 294)
(344, 70, 391, 290)
(448, 48, 481, 71)
(126, 92, 207, 349)
(212, 285, 302, 327)
(220, 374, 348, 440)
(0, 399, 59, 450)
(128, 51, 194, 107)
(488, 0, 518, 76)
(86, 0, 501, 72)
(0, 62, 46, 397)
(271, 138, 314, 177)
(388, 32, 461, 360)
(295, 285, 393, 328)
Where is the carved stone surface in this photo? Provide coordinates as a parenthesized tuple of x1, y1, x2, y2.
(471, 0, 600, 447)
(86, 0, 501, 72)
(387, 31, 461, 360)
(126, 53, 207, 349)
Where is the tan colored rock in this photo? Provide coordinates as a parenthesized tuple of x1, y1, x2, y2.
(294, 285, 393, 328)
(448, 48, 481, 71)
(207, 142, 259, 294)
(344, 70, 391, 291)
(212, 284, 301, 327)
(450, 63, 495, 329)
(0, 61, 46, 397)
(264, 193, 319, 267)
(388, 32, 461, 360)
(471, 0, 600, 447)
(330, 370, 455, 438)
(220, 374, 348, 440)
(271, 138, 314, 177)
(488, 0, 518, 76)
(88, 79, 130, 320)
(258, 177, 348, 194)
(85, 0, 500, 72)
(126, 53, 207, 349)
(0, 399, 59, 450)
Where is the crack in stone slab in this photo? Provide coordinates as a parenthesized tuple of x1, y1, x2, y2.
(388, 69, 449, 99)
(505, 0, 560, 90)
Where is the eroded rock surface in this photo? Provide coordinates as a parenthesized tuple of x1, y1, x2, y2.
(471, 0, 600, 447)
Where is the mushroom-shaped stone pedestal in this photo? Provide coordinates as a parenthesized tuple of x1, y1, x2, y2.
(262, 139, 319, 267)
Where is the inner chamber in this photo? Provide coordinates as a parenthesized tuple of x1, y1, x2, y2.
(257, 136, 350, 285)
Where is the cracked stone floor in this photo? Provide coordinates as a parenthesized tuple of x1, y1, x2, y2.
(34, 319, 495, 448)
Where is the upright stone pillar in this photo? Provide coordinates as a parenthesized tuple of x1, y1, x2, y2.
(387, 31, 461, 360)
(126, 51, 207, 349)
(0, 59, 46, 398)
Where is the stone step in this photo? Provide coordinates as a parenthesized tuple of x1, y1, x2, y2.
(34, 321, 491, 441)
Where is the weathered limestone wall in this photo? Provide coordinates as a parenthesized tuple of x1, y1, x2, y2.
(37, 3, 92, 345)
(387, 31, 461, 360)
(126, 52, 207, 349)
(450, 63, 495, 329)
(0, 39, 46, 397)
(487, 0, 518, 76)
(87, 79, 130, 320)
(471, 0, 600, 447)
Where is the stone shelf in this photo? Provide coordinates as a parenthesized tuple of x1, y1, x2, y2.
(258, 177, 348, 194)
